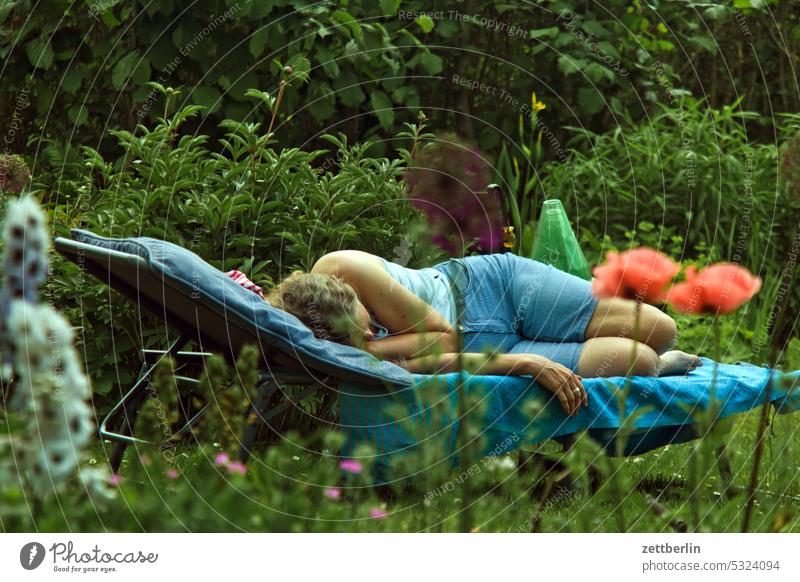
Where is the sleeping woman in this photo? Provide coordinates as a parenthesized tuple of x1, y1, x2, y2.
(265, 250, 703, 417)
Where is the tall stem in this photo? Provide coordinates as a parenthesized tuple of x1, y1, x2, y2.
(452, 278, 472, 532)
(741, 223, 798, 531)
(267, 80, 287, 137)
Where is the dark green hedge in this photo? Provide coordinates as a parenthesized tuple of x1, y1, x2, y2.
(3, 0, 797, 161)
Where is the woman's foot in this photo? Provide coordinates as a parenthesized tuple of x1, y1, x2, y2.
(657, 350, 703, 376)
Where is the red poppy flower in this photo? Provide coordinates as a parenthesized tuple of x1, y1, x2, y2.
(666, 263, 761, 315)
(592, 248, 680, 303)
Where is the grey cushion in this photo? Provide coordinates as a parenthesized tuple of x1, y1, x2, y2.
(69, 229, 413, 387)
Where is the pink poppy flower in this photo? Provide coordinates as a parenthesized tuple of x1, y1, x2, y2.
(324, 487, 341, 500)
(214, 452, 230, 467)
(226, 461, 247, 475)
(165, 469, 179, 479)
(108, 474, 123, 486)
(369, 507, 388, 519)
(339, 459, 363, 474)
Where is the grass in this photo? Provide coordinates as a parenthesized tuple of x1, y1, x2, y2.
(71, 405, 797, 533)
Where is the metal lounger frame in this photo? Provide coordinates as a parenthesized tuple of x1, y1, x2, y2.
(54, 235, 327, 473)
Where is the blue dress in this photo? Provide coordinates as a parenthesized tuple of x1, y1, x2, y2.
(376, 253, 598, 372)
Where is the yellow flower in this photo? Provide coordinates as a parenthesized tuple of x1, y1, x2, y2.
(503, 226, 516, 249)
(532, 92, 547, 112)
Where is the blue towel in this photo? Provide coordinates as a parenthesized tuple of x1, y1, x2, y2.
(339, 358, 800, 483)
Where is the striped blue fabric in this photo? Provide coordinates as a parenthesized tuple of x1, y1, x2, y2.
(339, 358, 800, 484)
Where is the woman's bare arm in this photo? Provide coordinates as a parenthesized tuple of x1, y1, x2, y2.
(312, 250, 454, 335)
(363, 331, 457, 360)
(394, 352, 587, 416)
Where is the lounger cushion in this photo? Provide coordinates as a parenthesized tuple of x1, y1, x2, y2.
(339, 359, 800, 483)
(68, 229, 414, 387)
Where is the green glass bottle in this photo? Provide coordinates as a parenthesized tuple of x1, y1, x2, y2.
(530, 199, 592, 280)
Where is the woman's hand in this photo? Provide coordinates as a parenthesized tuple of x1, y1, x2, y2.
(522, 355, 587, 416)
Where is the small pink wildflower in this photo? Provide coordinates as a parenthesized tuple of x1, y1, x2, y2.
(165, 469, 179, 479)
(324, 487, 341, 500)
(214, 452, 230, 467)
(369, 507, 388, 519)
(226, 461, 247, 475)
(339, 459, 362, 474)
(140, 453, 151, 465)
(108, 474, 124, 486)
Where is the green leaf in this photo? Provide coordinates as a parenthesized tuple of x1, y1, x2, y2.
(190, 85, 222, 110)
(436, 20, 459, 39)
(528, 27, 559, 39)
(131, 57, 151, 85)
(581, 20, 610, 38)
(597, 41, 621, 59)
(420, 52, 443, 75)
(332, 10, 364, 42)
(416, 14, 434, 34)
(0, 1, 17, 26)
(62, 65, 83, 94)
(308, 82, 335, 121)
(557, 55, 587, 76)
(68, 104, 88, 126)
(584, 62, 614, 83)
(249, 28, 271, 57)
(704, 5, 728, 21)
(687, 35, 717, 53)
(338, 83, 366, 107)
(112, 52, 138, 90)
(26, 37, 53, 70)
(316, 45, 339, 77)
(577, 87, 605, 115)
(369, 90, 394, 129)
(378, 0, 399, 16)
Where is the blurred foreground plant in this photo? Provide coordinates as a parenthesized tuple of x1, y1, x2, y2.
(0, 196, 114, 504)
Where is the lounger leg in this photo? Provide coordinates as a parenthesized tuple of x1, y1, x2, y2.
(101, 333, 190, 473)
(238, 376, 280, 464)
(237, 376, 320, 464)
(107, 363, 150, 473)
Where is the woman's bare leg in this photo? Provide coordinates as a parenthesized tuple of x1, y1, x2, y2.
(577, 337, 660, 378)
(578, 337, 703, 378)
(584, 297, 677, 354)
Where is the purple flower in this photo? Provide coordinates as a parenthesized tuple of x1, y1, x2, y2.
(404, 134, 504, 255)
(339, 459, 363, 474)
(108, 473, 124, 486)
(165, 469, 179, 479)
(369, 507, 388, 519)
(226, 461, 247, 475)
(323, 487, 341, 500)
(214, 452, 230, 467)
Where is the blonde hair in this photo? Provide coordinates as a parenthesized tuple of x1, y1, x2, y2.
(266, 271, 359, 342)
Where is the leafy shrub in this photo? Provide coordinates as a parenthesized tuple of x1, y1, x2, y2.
(5, 0, 797, 161)
(14, 95, 443, 408)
